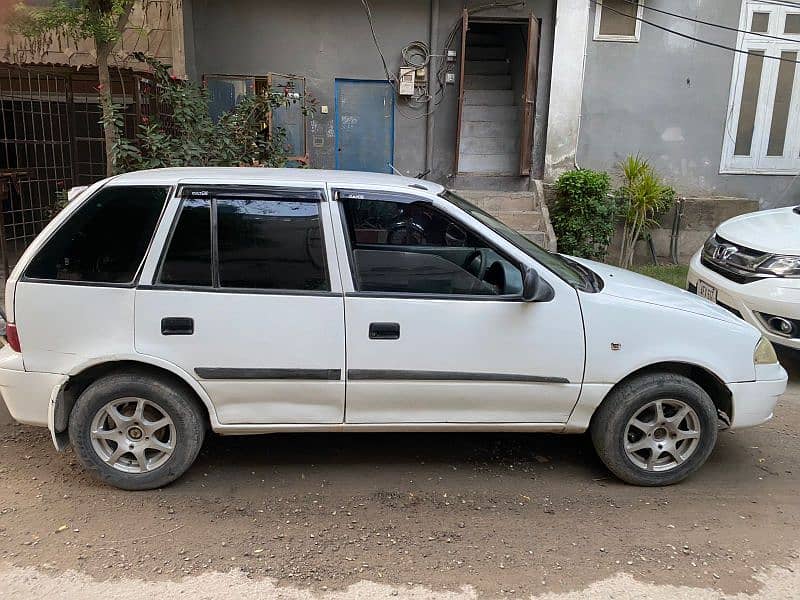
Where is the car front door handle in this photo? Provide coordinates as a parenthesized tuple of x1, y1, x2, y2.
(369, 322, 400, 340)
(161, 317, 194, 336)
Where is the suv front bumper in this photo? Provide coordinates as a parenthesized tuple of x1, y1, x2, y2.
(688, 251, 800, 350)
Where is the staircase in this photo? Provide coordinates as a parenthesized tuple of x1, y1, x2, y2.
(451, 181, 557, 251)
(452, 30, 556, 251)
(458, 32, 519, 175)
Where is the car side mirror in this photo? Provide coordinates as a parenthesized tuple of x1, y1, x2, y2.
(521, 267, 554, 302)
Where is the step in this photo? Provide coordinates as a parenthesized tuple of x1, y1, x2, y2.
(466, 33, 503, 46)
(461, 119, 519, 138)
(450, 175, 531, 191)
(520, 231, 547, 246)
(459, 135, 520, 155)
(464, 90, 515, 106)
(464, 74, 511, 90)
(492, 210, 543, 231)
(464, 60, 510, 75)
(458, 153, 518, 175)
(466, 46, 506, 60)
(462, 105, 519, 123)
(450, 190, 536, 212)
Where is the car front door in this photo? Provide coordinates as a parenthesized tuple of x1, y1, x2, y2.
(135, 183, 345, 425)
(331, 186, 585, 425)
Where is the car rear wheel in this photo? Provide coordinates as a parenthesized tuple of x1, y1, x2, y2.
(69, 373, 205, 490)
(590, 373, 718, 486)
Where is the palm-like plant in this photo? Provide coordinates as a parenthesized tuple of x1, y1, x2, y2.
(617, 155, 675, 269)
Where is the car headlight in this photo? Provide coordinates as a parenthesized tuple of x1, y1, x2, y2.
(757, 255, 800, 278)
(754, 337, 778, 365)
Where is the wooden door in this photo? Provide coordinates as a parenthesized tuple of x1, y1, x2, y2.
(453, 9, 469, 173)
(519, 14, 540, 176)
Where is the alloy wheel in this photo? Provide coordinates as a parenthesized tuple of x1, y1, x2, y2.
(89, 397, 176, 474)
(624, 399, 701, 472)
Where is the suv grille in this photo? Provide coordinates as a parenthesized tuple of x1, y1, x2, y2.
(701, 235, 769, 285)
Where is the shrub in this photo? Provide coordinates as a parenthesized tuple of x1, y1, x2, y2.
(551, 168, 614, 260)
(616, 154, 675, 268)
(105, 55, 314, 173)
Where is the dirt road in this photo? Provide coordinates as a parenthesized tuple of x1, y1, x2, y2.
(0, 351, 798, 599)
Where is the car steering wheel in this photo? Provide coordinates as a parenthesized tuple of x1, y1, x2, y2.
(464, 249, 489, 280)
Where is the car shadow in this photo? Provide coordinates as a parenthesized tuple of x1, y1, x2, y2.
(778, 346, 800, 381)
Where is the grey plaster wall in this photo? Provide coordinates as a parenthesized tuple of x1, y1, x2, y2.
(188, 0, 429, 177)
(185, 0, 555, 183)
(577, 0, 800, 209)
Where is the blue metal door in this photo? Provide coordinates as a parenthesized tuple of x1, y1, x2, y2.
(335, 79, 394, 173)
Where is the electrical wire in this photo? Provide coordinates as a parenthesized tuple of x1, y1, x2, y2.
(591, 0, 800, 64)
(756, 1, 800, 9)
(402, 40, 431, 68)
(616, 0, 800, 44)
(359, 0, 393, 83)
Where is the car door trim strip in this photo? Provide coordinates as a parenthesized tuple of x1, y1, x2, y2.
(195, 368, 342, 380)
(346, 370, 570, 384)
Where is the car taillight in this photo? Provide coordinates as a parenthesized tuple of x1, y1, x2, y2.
(5, 323, 21, 352)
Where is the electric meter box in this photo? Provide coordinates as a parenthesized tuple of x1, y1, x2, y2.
(399, 67, 416, 96)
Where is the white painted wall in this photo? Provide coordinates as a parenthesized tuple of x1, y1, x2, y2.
(544, 0, 590, 181)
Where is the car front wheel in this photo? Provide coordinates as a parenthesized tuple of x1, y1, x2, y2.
(590, 373, 718, 486)
(69, 373, 205, 490)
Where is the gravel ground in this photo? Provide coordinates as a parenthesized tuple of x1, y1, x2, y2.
(0, 350, 798, 599)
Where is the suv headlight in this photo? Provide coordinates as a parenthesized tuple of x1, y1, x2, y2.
(754, 337, 778, 365)
(756, 255, 800, 278)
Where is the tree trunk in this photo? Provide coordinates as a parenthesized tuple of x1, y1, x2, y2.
(95, 40, 116, 177)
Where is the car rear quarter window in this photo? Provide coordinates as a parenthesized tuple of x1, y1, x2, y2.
(159, 198, 213, 287)
(217, 198, 328, 291)
(25, 186, 168, 284)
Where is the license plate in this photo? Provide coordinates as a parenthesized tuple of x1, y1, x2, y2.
(696, 280, 718, 303)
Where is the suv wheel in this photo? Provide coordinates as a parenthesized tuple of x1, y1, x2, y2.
(590, 373, 718, 486)
(69, 373, 205, 490)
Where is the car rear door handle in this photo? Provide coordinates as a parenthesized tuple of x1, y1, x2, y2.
(369, 322, 400, 340)
(161, 317, 194, 336)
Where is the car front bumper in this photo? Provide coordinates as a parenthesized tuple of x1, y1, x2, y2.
(688, 251, 800, 350)
(728, 362, 788, 429)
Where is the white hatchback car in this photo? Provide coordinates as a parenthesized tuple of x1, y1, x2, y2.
(688, 206, 800, 351)
(0, 168, 788, 490)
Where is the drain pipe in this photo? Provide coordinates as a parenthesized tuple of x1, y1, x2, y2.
(425, 0, 440, 179)
(573, 29, 590, 171)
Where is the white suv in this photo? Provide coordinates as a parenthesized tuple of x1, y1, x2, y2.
(688, 206, 800, 351)
(0, 168, 788, 490)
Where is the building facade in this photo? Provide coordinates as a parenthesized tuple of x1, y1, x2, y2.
(182, 0, 800, 210)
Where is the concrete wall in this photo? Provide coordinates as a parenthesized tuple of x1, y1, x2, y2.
(578, 0, 800, 209)
(607, 197, 760, 266)
(185, 0, 555, 182)
(1, 0, 186, 77)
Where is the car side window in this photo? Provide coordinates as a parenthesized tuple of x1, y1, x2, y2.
(160, 198, 213, 287)
(217, 197, 328, 291)
(338, 192, 523, 296)
(158, 189, 329, 292)
(25, 186, 168, 284)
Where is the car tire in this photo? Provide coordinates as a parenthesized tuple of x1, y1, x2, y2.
(69, 373, 205, 491)
(590, 373, 718, 486)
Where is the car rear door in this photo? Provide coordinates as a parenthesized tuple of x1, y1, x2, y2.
(134, 182, 346, 425)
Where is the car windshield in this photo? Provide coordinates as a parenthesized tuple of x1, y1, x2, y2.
(441, 190, 600, 291)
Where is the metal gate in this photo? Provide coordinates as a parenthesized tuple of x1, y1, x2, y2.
(0, 64, 74, 278)
(0, 63, 144, 278)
